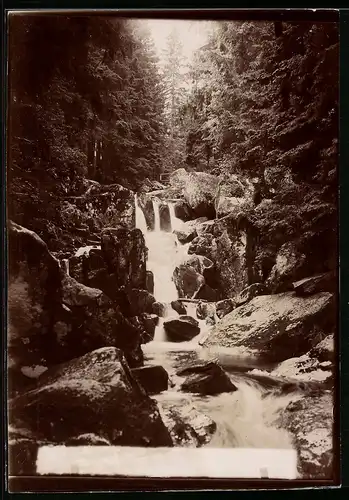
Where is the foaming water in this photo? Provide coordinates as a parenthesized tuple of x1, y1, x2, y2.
(135, 193, 299, 458)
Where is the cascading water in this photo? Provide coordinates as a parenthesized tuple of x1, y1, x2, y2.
(134, 193, 299, 470)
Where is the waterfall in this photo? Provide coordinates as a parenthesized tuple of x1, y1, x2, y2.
(152, 199, 161, 232)
(62, 258, 70, 276)
(135, 194, 148, 233)
(135, 196, 199, 342)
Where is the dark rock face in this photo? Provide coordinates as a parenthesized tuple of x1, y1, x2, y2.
(126, 289, 156, 316)
(139, 313, 159, 340)
(137, 195, 155, 230)
(9, 348, 173, 449)
(173, 200, 193, 221)
(177, 361, 238, 395)
(203, 292, 336, 363)
(8, 221, 64, 370)
(293, 272, 337, 296)
(216, 299, 236, 319)
(101, 227, 147, 290)
(131, 365, 169, 395)
(173, 264, 205, 299)
(159, 203, 171, 232)
(164, 315, 200, 342)
(194, 284, 219, 302)
(146, 271, 154, 294)
(171, 300, 187, 315)
(235, 283, 268, 307)
(61, 274, 144, 368)
(8, 220, 147, 370)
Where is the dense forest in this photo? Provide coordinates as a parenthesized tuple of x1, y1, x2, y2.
(8, 15, 338, 482)
(8, 16, 338, 252)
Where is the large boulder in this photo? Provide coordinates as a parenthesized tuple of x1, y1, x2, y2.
(193, 214, 258, 297)
(177, 361, 238, 395)
(8, 221, 64, 370)
(101, 227, 147, 290)
(164, 315, 200, 342)
(158, 403, 216, 447)
(173, 264, 205, 299)
(171, 170, 218, 218)
(171, 300, 187, 315)
(126, 289, 156, 316)
(277, 391, 334, 479)
(215, 176, 253, 218)
(202, 292, 335, 363)
(61, 275, 144, 367)
(131, 365, 169, 395)
(9, 348, 173, 450)
(173, 200, 194, 221)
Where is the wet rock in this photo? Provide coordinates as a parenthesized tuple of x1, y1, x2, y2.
(177, 361, 237, 395)
(293, 272, 337, 296)
(173, 264, 205, 299)
(131, 365, 169, 395)
(235, 283, 269, 307)
(174, 230, 196, 244)
(203, 292, 335, 363)
(9, 348, 173, 448)
(216, 299, 236, 319)
(159, 203, 171, 232)
(146, 271, 154, 294)
(171, 300, 187, 315)
(152, 301, 166, 317)
(139, 313, 159, 340)
(173, 200, 193, 221)
(277, 391, 333, 479)
(101, 227, 147, 289)
(127, 289, 156, 316)
(164, 315, 200, 342)
(159, 404, 216, 447)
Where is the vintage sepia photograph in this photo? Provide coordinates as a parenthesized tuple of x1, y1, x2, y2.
(6, 10, 339, 489)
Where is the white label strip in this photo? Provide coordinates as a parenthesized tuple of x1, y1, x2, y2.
(37, 447, 298, 479)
